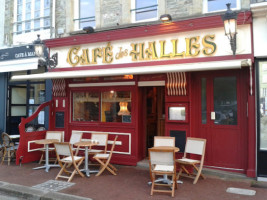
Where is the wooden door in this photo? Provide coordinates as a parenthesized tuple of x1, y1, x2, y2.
(192, 70, 248, 172)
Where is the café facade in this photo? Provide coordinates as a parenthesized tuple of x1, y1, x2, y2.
(13, 11, 256, 177)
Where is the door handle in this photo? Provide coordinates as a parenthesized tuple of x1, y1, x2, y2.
(211, 111, 216, 120)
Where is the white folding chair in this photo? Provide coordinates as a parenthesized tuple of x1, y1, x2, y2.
(176, 137, 206, 184)
(154, 136, 175, 147)
(39, 131, 64, 164)
(69, 131, 83, 156)
(88, 132, 108, 155)
(54, 142, 84, 182)
(149, 148, 177, 197)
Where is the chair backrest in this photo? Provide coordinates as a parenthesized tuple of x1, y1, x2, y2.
(54, 142, 73, 157)
(154, 136, 175, 147)
(149, 148, 175, 166)
(184, 137, 206, 156)
(91, 132, 108, 151)
(69, 131, 83, 145)
(2, 132, 12, 147)
(46, 131, 64, 142)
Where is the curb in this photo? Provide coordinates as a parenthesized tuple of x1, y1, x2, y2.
(0, 181, 92, 200)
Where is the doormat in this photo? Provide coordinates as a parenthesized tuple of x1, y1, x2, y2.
(32, 180, 75, 192)
(226, 187, 256, 196)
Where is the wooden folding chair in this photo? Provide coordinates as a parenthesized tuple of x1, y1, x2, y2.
(154, 136, 175, 147)
(149, 148, 177, 197)
(176, 137, 206, 184)
(93, 135, 118, 176)
(1, 132, 18, 165)
(54, 142, 85, 182)
(39, 131, 64, 164)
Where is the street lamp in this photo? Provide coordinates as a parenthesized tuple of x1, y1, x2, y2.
(33, 34, 58, 69)
(221, 3, 238, 56)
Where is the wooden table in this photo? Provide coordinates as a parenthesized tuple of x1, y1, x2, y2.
(75, 140, 99, 177)
(33, 139, 59, 172)
(148, 146, 182, 185)
(151, 146, 180, 152)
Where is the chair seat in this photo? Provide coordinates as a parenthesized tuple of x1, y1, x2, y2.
(177, 158, 200, 164)
(61, 156, 83, 162)
(94, 153, 109, 159)
(154, 164, 174, 172)
(88, 149, 104, 153)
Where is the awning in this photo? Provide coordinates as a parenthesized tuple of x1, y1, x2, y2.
(0, 58, 39, 73)
(11, 59, 251, 81)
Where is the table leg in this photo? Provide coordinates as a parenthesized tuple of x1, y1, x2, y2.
(45, 144, 50, 172)
(84, 146, 90, 177)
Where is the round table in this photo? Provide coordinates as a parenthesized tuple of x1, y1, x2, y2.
(75, 141, 99, 177)
(151, 146, 180, 152)
(33, 139, 59, 172)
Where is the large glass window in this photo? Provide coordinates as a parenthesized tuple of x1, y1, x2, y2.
(74, 0, 95, 30)
(213, 77, 237, 125)
(14, 0, 51, 34)
(73, 92, 100, 122)
(101, 91, 131, 123)
(72, 90, 132, 123)
(259, 61, 267, 150)
(131, 0, 158, 22)
(203, 0, 239, 13)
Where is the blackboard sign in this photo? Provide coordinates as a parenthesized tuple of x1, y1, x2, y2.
(55, 112, 64, 128)
(170, 130, 186, 152)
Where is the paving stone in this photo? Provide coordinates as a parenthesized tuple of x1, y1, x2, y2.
(32, 180, 75, 192)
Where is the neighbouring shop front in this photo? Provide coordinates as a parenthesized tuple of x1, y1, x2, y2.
(12, 12, 256, 177)
(0, 46, 51, 136)
(252, 2, 267, 181)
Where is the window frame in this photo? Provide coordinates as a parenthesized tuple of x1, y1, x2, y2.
(70, 87, 133, 125)
(73, 0, 96, 31)
(203, 0, 241, 14)
(131, 0, 158, 23)
(13, 0, 51, 35)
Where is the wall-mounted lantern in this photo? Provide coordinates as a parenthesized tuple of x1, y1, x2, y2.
(33, 34, 58, 69)
(221, 3, 238, 56)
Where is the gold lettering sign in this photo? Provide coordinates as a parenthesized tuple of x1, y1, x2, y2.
(66, 34, 217, 67)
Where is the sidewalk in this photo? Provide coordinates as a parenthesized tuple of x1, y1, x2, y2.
(0, 161, 267, 200)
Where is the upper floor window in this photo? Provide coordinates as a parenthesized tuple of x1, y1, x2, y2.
(14, 0, 51, 35)
(74, 0, 95, 30)
(203, 0, 240, 13)
(131, 0, 158, 23)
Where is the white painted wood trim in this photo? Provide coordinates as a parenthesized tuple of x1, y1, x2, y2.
(138, 81, 165, 87)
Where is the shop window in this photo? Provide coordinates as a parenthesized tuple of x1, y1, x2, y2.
(203, 0, 240, 13)
(13, 0, 51, 35)
(73, 92, 100, 122)
(131, 0, 158, 22)
(101, 91, 131, 123)
(72, 90, 132, 123)
(74, 0, 95, 30)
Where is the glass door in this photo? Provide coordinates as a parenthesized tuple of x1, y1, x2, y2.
(257, 60, 267, 178)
